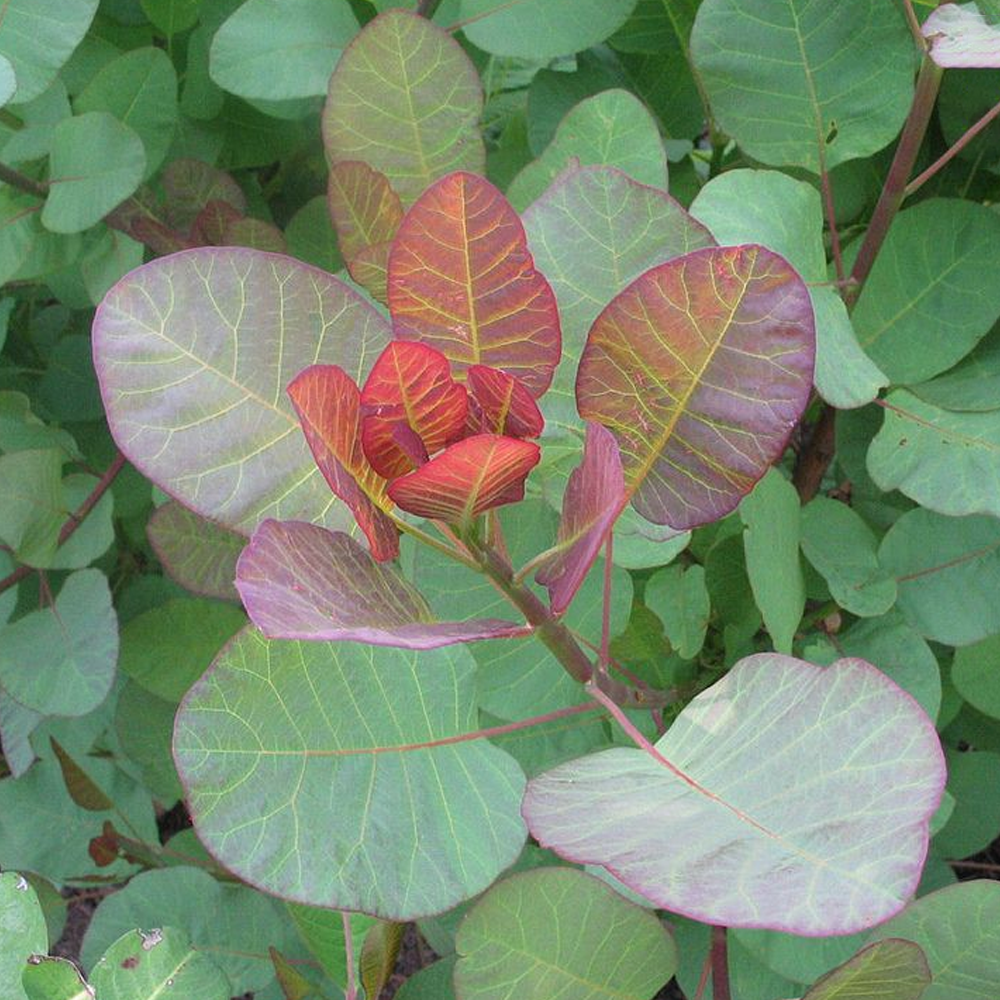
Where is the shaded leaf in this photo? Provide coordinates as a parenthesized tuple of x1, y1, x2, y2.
(285, 196, 343, 274)
(690, 0, 914, 172)
(523, 653, 945, 934)
(801, 939, 930, 1000)
(523, 165, 715, 432)
(0, 569, 117, 717)
(388, 434, 540, 525)
(323, 11, 484, 206)
(924, 2, 1000, 67)
(389, 171, 561, 397)
(360, 342, 467, 480)
(867, 880, 1000, 1000)
(173, 631, 527, 919)
(93, 247, 391, 534)
(162, 160, 245, 233)
(852, 200, 1000, 383)
(578, 245, 814, 529)
(953, 634, 1000, 719)
(0, 0, 99, 105)
(645, 563, 710, 659)
(908, 325, 1000, 413)
(43, 113, 145, 234)
(507, 90, 669, 212)
(868, 391, 1000, 519)
(690, 169, 886, 409)
(236, 519, 524, 647)
(536, 423, 624, 614)
(211, 0, 359, 100)
(935, 749, 1000, 858)
(454, 869, 677, 1000)
(286, 904, 375, 989)
(50, 738, 114, 812)
(146, 501, 244, 602)
(879, 509, 1000, 646)
(360, 921, 404, 1000)
(288, 364, 399, 561)
(269, 947, 316, 1000)
(466, 366, 543, 439)
(459, 0, 636, 59)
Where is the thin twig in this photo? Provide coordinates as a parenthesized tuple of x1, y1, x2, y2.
(906, 98, 1000, 197)
(793, 404, 837, 502)
(0, 161, 48, 198)
(0, 452, 127, 597)
(820, 166, 845, 286)
(900, 0, 928, 50)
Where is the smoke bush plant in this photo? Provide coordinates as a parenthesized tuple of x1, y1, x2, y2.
(4, 0, 1000, 997)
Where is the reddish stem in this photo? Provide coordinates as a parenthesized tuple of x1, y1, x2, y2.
(711, 926, 732, 1000)
(793, 404, 837, 502)
(343, 911, 358, 1000)
(0, 451, 127, 597)
(598, 533, 614, 679)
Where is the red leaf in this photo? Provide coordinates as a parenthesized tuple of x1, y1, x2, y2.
(387, 434, 540, 525)
(466, 365, 544, 438)
(360, 342, 468, 480)
(576, 245, 815, 529)
(193, 199, 243, 245)
(388, 172, 561, 397)
(536, 423, 625, 614)
(288, 365, 399, 561)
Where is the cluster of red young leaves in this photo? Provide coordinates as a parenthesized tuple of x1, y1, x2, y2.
(288, 171, 563, 563)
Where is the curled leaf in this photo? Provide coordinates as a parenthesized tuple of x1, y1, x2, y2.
(467, 365, 544, 438)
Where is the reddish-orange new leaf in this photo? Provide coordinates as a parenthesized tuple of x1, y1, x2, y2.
(467, 365, 544, 438)
(388, 172, 561, 397)
(288, 365, 399, 561)
(360, 342, 468, 480)
(387, 434, 541, 525)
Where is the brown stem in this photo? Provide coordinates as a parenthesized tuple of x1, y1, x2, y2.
(0, 451, 127, 597)
(0, 161, 48, 199)
(846, 56, 943, 303)
(416, 0, 444, 17)
(906, 98, 1000, 197)
(793, 404, 837, 502)
(711, 926, 732, 1000)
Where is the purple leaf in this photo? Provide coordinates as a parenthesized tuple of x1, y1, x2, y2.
(536, 423, 625, 614)
(237, 520, 526, 648)
(523, 654, 946, 935)
(923, 3, 1000, 67)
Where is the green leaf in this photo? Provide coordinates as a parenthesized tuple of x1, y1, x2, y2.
(0, 448, 64, 565)
(879, 509, 1000, 646)
(0, 188, 43, 286)
(0, 688, 42, 777)
(74, 48, 178, 179)
(645, 564, 710, 659)
(800, 496, 896, 616)
(934, 749, 1000, 858)
(93, 247, 390, 535)
(173, 630, 527, 919)
(455, 868, 677, 1000)
(146, 501, 245, 602)
(211, 0, 358, 100)
(908, 325, 1000, 412)
(360, 920, 404, 1000)
(88, 927, 230, 1000)
(397, 957, 457, 1000)
(868, 390, 1000, 519)
(38, 336, 104, 422)
(81, 867, 303, 995)
(800, 939, 930, 1000)
(141, 0, 203, 36)
(459, 0, 637, 59)
(524, 653, 946, 934)
(740, 469, 805, 654)
(691, 0, 914, 172)
(21, 956, 92, 1000)
(286, 904, 375, 989)
(118, 597, 246, 702)
(867, 881, 1000, 1000)
(323, 10, 485, 206)
(0, 53, 15, 107)
(853, 200, 1000, 383)
(1, 872, 47, 1000)
(284, 195, 343, 274)
(690, 169, 887, 408)
(0, 569, 117, 716)
(953, 634, 1000, 719)
(0, 0, 100, 105)
(43, 112, 146, 234)
(523, 164, 714, 435)
(49, 737, 114, 811)
(114, 681, 183, 802)
(508, 89, 668, 211)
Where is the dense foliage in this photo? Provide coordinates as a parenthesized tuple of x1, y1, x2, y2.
(2, 1, 1000, 998)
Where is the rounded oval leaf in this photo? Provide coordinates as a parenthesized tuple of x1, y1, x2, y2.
(576, 244, 815, 529)
(389, 172, 561, 397)
(93, 248, 390, 535)
(523, 654, 946, 935)
(455, 868, 677, 1000)
(173, 630, 527, 919)
(323, 11, 485, 206)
